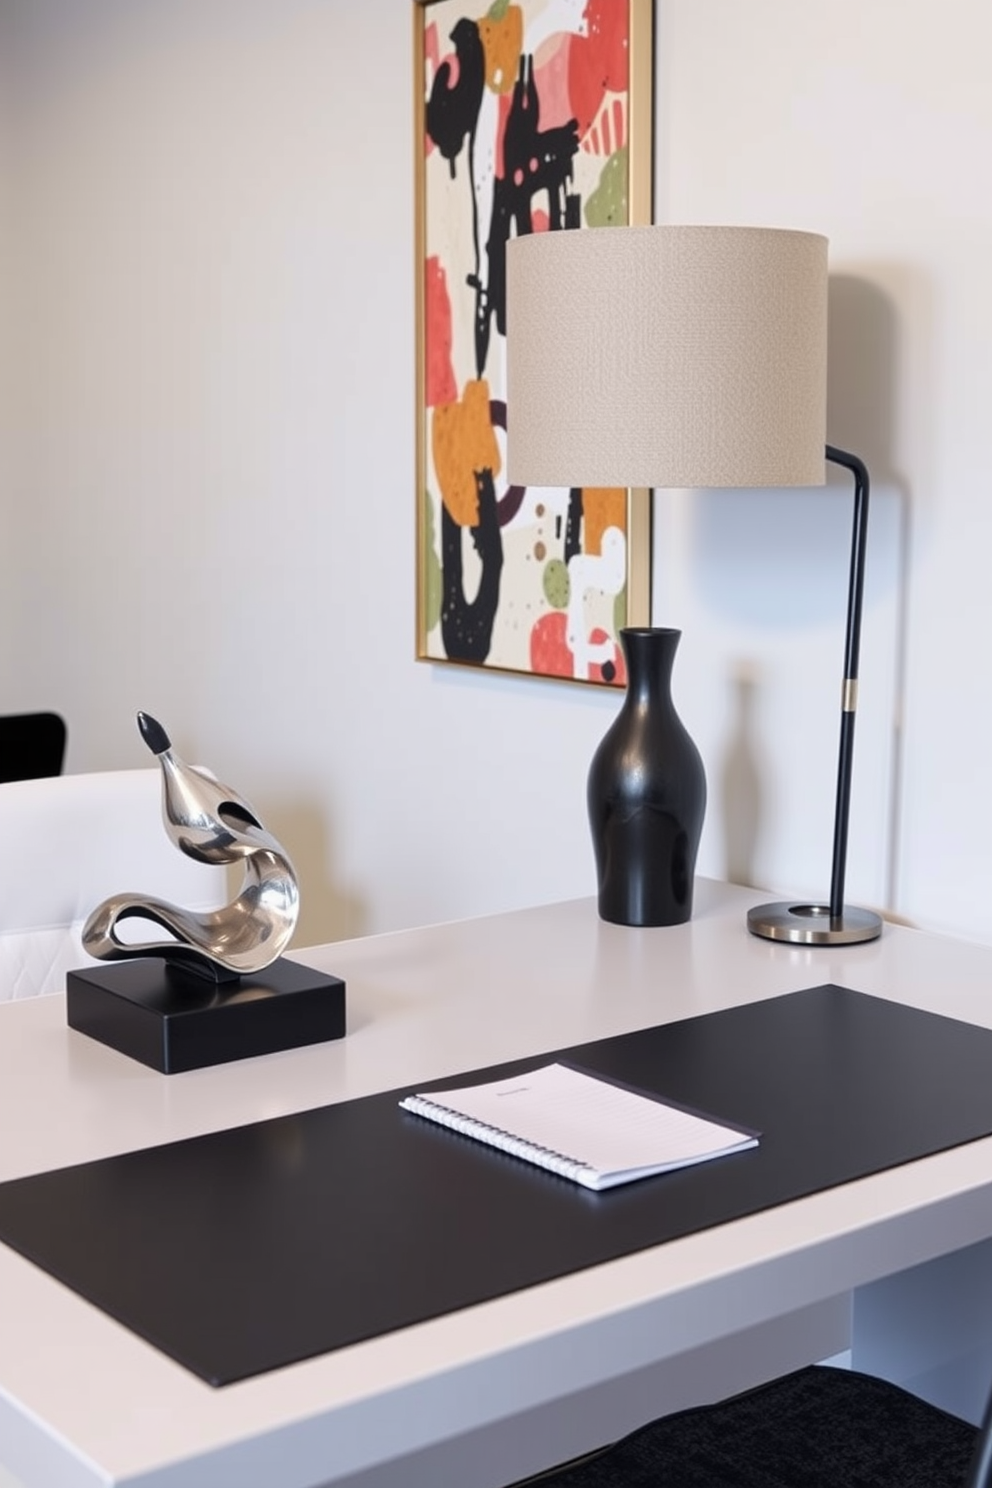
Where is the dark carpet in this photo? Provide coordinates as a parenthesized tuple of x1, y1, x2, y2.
(524, 1366, 979, 1487)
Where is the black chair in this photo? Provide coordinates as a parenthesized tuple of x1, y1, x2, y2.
(0, 712, 67, 784)
(523, 1364, 992, 1487)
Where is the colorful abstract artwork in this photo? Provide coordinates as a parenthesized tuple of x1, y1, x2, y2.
(415, 0, 653, 685)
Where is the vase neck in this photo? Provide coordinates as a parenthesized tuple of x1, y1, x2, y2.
(621, 628, 681, 704)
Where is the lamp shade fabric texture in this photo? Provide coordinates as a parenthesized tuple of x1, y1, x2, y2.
(505, 224, 828, 490)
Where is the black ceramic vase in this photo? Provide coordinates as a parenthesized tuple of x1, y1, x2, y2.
(587, 628, 707, 927)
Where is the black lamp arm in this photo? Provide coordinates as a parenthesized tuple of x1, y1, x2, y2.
(826, 444, 870, 919)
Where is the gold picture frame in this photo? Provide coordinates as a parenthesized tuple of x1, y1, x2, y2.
(415, 0, 653, 686)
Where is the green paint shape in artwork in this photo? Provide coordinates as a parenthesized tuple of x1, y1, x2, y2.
(585, 147, 628, 229)
(487, 0, 510, 18)
(423, 495, 443, 634)
(543, 557, 570, 610)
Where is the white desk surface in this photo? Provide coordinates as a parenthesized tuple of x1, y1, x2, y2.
(2, 879, 992, 1488)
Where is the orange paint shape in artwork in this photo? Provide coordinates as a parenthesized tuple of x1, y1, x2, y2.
(582, 488, 626, 556)
(479, 4, 523, 94)
(568, 0, 629, 140)
(425, 256, 458, 408)
(431, 379, 501, 527)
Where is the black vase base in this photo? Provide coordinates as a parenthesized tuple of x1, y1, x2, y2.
(597, 865, 695, 928)
(598, 902, 693, 929)
(747, 901, 883, 946)
(592, 813, 697, 928)
(66, 956, 346, 1073)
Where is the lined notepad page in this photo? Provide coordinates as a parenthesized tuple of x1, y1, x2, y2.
(400, 1063, 758, 1190)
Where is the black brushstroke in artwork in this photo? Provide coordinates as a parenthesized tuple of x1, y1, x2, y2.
(427, 17, 487, 403)
(564, 489, 583, 565)
(440, 471, 504, 663)
(425, 23, 582, 666)
(479, 55, 580, 377)
(425, 18, 485, 180)
(489, 400, 525, 526)
(426, 17, 488, 403)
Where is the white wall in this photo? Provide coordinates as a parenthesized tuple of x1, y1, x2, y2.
(2, 0, 991, 950)
(656, 0, 992, 941)
(0, 14, 15, 684)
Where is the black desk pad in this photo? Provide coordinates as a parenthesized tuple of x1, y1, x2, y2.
(2, 983, 992, 1386)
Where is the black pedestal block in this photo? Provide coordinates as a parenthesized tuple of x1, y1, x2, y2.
(66, 957, 346, 1073)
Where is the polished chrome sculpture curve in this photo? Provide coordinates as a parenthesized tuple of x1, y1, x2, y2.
(82, 713, 300, 978)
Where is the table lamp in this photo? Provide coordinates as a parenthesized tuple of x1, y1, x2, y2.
(505, 224, 882, 946)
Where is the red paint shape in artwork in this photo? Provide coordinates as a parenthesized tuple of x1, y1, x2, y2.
(423, 45, 460, 157)
(440, 49, 460, 88)
(425, 23, 440, 77)
(530, 613, 626, 686)
(568, 0, 628, 141)
(584, 93, 626, 159)
(530, 612, 572, 677)
(613, 97, 626, 150)
(597, 632, 626, 687)
(532, 34, 573, 131)
(425, 257, 458, 408)
(532, 209, 550, 232)
(424, 25, 440, 155)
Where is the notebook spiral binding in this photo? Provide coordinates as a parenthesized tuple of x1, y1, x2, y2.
(400, 1094, 594, 1184)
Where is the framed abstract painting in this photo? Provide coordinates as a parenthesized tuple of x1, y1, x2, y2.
(415, 0, 653, 686)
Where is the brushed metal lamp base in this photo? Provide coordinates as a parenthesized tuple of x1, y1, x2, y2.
(747, 902, 883, 946)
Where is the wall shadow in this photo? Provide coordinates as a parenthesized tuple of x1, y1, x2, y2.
(720, 661, 764, 886)
(827, 273, 912, 915)
(714, 273, 912, 909)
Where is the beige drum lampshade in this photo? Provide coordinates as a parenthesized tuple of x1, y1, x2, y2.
(505, 225, 828, 491)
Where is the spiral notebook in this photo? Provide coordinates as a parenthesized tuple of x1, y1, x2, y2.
(399, 1062, 759, 1190)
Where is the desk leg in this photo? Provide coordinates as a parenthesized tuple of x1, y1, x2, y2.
(852, 1236, 992, 1425)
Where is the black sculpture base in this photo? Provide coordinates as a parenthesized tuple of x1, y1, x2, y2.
(66, 957, 346, 1074)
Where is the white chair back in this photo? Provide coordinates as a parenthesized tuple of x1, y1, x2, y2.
(0, 769, 227, 1000)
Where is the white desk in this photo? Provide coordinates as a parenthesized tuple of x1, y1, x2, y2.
(1, 879, 992, 1488)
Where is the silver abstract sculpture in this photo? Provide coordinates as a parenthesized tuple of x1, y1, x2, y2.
(82, 713, 300, 979)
